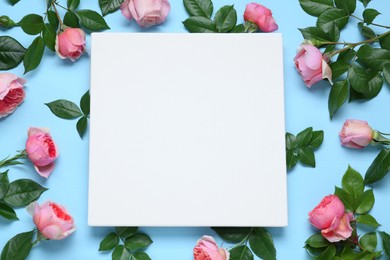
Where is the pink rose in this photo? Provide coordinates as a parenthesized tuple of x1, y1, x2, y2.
(244, 3, 278, 32)
(294, 43, 332, 87)
(309, 195, 353, 242)
(120, 0, 170, 28)
(55, 28, 86, 61)
(0, 73, 26, 118)
(25, 127, 59, 178)
(193, 235, 229, 260)
(339, 119, 373, 149)
(27, 201, 75, 240)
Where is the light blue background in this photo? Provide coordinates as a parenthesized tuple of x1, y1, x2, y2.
(1, 0, 390, 259)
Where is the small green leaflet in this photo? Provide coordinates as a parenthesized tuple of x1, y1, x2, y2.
(99, 0, 124, 16)
(364, 149, 390, 184)
(183, 0, 213, 18)
(0, 230, 35, 260)
(75, 10, 110, 31)
(0, 36, 26, 70)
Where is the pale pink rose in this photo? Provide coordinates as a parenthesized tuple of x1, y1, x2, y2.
(244, 3, 278, 32)
(55, 28, 86, 61)
(339, 119, 373, 149)
(294, 43, 332, 87)
(25, 127, 59, 178)
(193, 235, 229, 260)
(120, 0, 170, 28)
(309, 195, 353, 242)
(0, 73, 26, 118)
(27, 201, 75, 240)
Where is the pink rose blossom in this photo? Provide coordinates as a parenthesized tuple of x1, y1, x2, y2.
(339, 119, 373, 149)
(120, 0, 170, 28)
(25, 127, 59, 178)
(294, 43, 332, 87)
(193, 235, 229, 260)
(309, 195, 353, 242)
(55, 28, 86, 61)
(27, 201, 75, 240)
(0, 73, 26, 118)
(244, 3, 278, 32)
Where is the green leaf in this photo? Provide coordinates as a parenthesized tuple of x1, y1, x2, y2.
(8, 0, 21, 5)
(364, 149, 390, 184)
(0, 202, 18, 220)
(80, 90, 90, 115)
(380, 33, 390, 51)
(64, 11, 80, 28)
(334, 186, 354, 211)
(231, 24, 245, 33)
(2, 179, 47, 207)
(183, 0, 213, 18)
(298, 27, 334, 45)
(324, 23, 340, 43)
(330, 61, 350, 80)
(328, 80, 348, 119)
(18, 14, 44, 35)
(125, 233, 153, 251)
(99, 0, 123, 16)
(318, 245, 336, 260)
(112, 245, 130, 260)
(130, 251, 151, 260)
(364, 70, 383, 100)
(214, 5, 237, 33)
(363, 8, 380, 25)
(357, 44, 390, 71)
(286, 150, 299, 170)
(248, 228, 276, 260)
(115, 227, 138, 240)
(340, 246, 355, 259)
(359, 0, 371, 7)
(348, 64, 368, 93)
(285, 133, 297, 150)
(212, 227, 252, 243)
(43, 23, 56, 51)
(76, 116, 88, 138)
(383, 64, 390, 85)
(379, 231, 390, 257)
(47, 11, 59, 30)
(46, 0, 52, 9)
(67, 0, 80, 10)
(182, 16, 217, 32)
(229, 245, 254, 260)
(0, 171, 9, 199)
(99, 232, 119, 251)
(334, 0, 356, 14)
(75, 10, 110, 31)
(355, 189, 374, 214)
(305, 233, 331, 248)
(296, 127, 313, 147)
(359, 23, 377, 39)
(342, 165, 364, 199)
(23, 36, 45, 74)
(0, 231, 34, 260)
(337, 49, 356, 62)
(298, 0, 335, 17)
(360, 232, 377, 252)
(45, 99, 83, 119)
(356, 214, 380, 228)
(0, 36, 26, 70)
(317, 9, 349, 33)
(299, 147, 315, 167)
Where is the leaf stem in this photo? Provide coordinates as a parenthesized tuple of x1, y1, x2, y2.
(51, 2, 64, 30)
(350, 14, 390, 29)
(0, 150, 27, 168)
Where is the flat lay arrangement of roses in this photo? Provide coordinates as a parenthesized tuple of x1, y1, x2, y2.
(1, 0, 390, 259)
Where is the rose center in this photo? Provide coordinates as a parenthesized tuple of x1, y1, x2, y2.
(50, 203, 71, 221)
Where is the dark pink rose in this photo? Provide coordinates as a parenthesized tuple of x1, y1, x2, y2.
(294, 43, 332, 87)
(27, 201, 75, 240)
(55, 28, 86, 61)
(309, 195, 353, 242)
(339, 119, 373, 149)
(25, 127, 59, 178)
(193, 236, 229, 260)
(244, 3, 278, 32)
(120, 0, 170, 28)
(0, 73, 26, 118)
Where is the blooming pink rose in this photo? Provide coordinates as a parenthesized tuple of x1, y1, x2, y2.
(244, 3, 278, 32)
(27, 201, 75, 240)
(0, 73, 26, 118)
(25, 127, 59, 178)
(339, 119, 373, 149)
(193, 236, 229, 260)
(309, 195, 353, 242)
(120, 0, 170, 28)
(55, 28, 86, 61)
(294, 43, 332, 87)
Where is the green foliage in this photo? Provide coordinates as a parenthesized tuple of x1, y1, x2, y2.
(184, 0, 213, 18)
(23, 36, 45, 74)
(229, 245, 254, 260)
(364, 149, 390, 184)
(2, 179, 47, 207)
(0, 230, 34, 260)
(75, 10, 110, 31)
(0, 36, 26, 70)
(99, 0, 123, 16)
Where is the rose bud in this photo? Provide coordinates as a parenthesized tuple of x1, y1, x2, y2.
(0, 15, 16, 28)
(0, 73, 26, 118)
(309, 195, 353, 242)
(120, 0, 170, 28)
(55, 27, 86, 61)
(244, 3, 278, 32)
(294, 42, 332, 87)
(339, 119, 373, 149)
(25, 127, 59, 178)
(193, 235, 229, 260)
(27, 201, 75, 240)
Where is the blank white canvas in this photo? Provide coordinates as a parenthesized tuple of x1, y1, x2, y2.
(88, 33, 287, 227)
